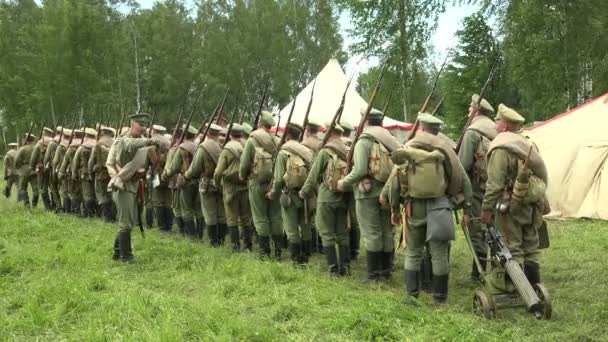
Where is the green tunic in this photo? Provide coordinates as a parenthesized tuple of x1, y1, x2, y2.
(52, 143, 68, 198)
(15, 144, 38, 196)
(164, 140, 199, 222)
(44, 139, 59, 200)
(214, 140, 249, 227)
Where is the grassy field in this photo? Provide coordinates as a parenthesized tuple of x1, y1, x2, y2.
(1, 169, 607, 341)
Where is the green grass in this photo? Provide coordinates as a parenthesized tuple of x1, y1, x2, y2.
(1, 167, 607, 340)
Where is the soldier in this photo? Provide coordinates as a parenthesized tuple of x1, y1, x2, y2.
(3, 143, 19, 199)
(339, 121, 361, 261)
(481, 104, 548, 286)
(389, 113, 472, 303)
(31, 127, 55, 210)
(458, 94, 497, 281)
(218, 128, 227, 146)
(337, 108, 400, 282)
(43, 127, 62, 210)
(301, 122, 350, 276)
(15, 133, 38, 207)
(106, 113, 156, 262)
(164, 127, 184, 233)
(214, 124, 253, 252)
(186, 123, 227, 246)
(73, 128, 98, 217)
(163, 124, 201, 239)
(301, 119, 323, 254)
(269, 123, 314, 264)
(52, 128, 71, 213)
(59, 129, 84, 215)
(242, 123, 253, 140)
(89, 126, 116, 221)
(147, 125, 172, 232)
(240, 111, 283, 259)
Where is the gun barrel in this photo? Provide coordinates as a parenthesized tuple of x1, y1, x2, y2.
(504, 260, 542, 312)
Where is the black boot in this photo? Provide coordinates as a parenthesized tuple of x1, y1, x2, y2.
(22, 192, 31, 208)
(432, 274, 449, 304)
(196, 219, 205, 240)
(71, 199, 81, 216)
(159, 207, 172, 231)
(259, 236, 271, 260)
(41, 193, 51, 210)
(471, 252, 487, 282)
(61, 197, 71, 214)
(324, 246, 339, 277)
(87, 200, 97, 218)
(207, 224, 219, 247)
(378, 252, 393, 282)
(112, 236, 120, 260)
(218, 224, 228, 245)
(289, 243, 301, 264)
(339, 245, 351, 276)
(365, 251, 381, 283)
(406, 270, 420, 298)
(242, 226, 253, 251)
(420, 251, 433, 293)
(31, 193, 39, 208)
(230, 226, 240, 252)
(146, 207, 154, 228)
(50, 193, 58, 210)
(524, 261, 541, 285)
(350, 226, 360, 260)
(186, 220, 197, 239)
(309, 227, 318, 255)
(176, 217, 185, 236)
(301, 240, 311, 264)
(119, 231, 135, 263)
(272, 235, 283, 260)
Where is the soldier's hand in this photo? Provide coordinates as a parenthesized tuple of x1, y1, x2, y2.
(239, 175, 245, 182)
(391, 211, 401, 225)
(379, 194, 387, 206)
(480, 209, 492, 225)
(462, 213, 471, 226)
(298, 190, 307, 199)
(266, 191, 276, 200)
(336, 180, 345, 192)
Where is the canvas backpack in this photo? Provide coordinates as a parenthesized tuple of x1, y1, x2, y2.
(323, 148, 348, 191)
(473, 134, 492, 190)
(368, 140, 393, 183)
(282, 151, 309, 190)
(252, 145, 274, 183)
(397, 146, 447, 199)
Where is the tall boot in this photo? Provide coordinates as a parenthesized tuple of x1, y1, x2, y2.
(176, 217, 185, 236)
(41, 193, 51, 210)
(289, 242, 301, 264)
(272, 235, 283, 260)
(103, 202, 114, 222)
(405, 270, 420, 298)
(196, 219, 204, 240)
(524, 261, 541, 285)
(324, 246, 339, 277)
(432, 274, 449, 304)
(112, 236, 120, 260)
(62, 197, 71, 214)
(71, 199, 81, 216)
(350, 226, 360, 260)
(309, 227, 317, 255)
(259, 236, 271, 260)
(219, 224, 228, 245)
(119, 230, 135, 263)
(420, 250, 433, 293)
(471, 252, 487, 282)
(242, 226, 253, 251)
(31, 193, 39, 208)
(146, 207, 154, 228)
(87, 200, 97, 218)
(160, 207, 172, 231)
(185, 220, 196, 238)
(339, 245, 351, 276)
(207, 224, 219, 247)
(301, 240, 311, 264)
(230, 226, 240, 252)
(23, 192, 31, 208)
(364, 251, 381, 283)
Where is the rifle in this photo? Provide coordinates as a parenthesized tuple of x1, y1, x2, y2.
(431, 95, 446, 115)
(96, 121, 103, 142)
(253, 78, 270, 128)
(177, 108, 195, 146)
(222, 111, 238, 148)
(116, 111, 125, 136)
(300, 78, 317, 142)
(278, 95, 298, 148)
(381, 88, 395, 120)
(320, 74, 355, 148)
(171, 109, 185, 147)
(345, 65, 387, 170)
(137, 178, 146, 239)
(486, 222, 542, 318)
(214, 89, 230, 125)
(455, 55, 499, 152)
(24, 121, 35, 144)
(67, 120, 77, 146)
(80, 122, 86, 144)
(147, 112, 156, 138)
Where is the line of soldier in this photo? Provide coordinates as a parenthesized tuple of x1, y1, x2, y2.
(3, 94, 548, 305)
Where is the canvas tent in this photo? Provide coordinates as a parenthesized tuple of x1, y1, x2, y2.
(276, 59, 412, 139)
(526, 93, 608, 220)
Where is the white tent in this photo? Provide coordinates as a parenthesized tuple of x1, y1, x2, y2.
(526, 93, 608, 220)
(276, 59, 412, 136)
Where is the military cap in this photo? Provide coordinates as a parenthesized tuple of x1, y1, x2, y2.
(8, 142, 18, 148)
(339, 120, 354, 133)
(84, 128, 97, 137)
(55, 126, 63, 133)
(324, 120, 344, 134)
(128, 113, 151, 124)
(63, 129, 72, 136)
(163, 133, 172, 140)
(219, 128, 228, 136)
(360, 106, 384, 118)
(286, 122, 304, 132)
(496, 104, 525, 124)
(100, 126, 116, 135)
(241, 122, 253, 135)
(73, 129, 84, 137)
(229, 124, 244, 135)
(306, 118, 323, 129)
(471, 94, 495, 114)
(205, 123, 223, 135)
(23, 133, 37, 140)
(152, 124, 167, 133)
(261, 111, 276, 127)
(417, 112, 444, 126)
(43, 127, 54, 136)
(182, 124, 198, 135)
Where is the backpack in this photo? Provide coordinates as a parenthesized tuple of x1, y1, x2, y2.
(397, 146, 447, 199)
(283, 151, 308, 190)
(512, 160, 547, 205)
(368, 141, 393, 183)
(473, 134, 492, 190)
(323, 148, 348, 191)
(252, 145, 274, 183)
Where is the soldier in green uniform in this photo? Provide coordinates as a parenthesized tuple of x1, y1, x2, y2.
(240, 111, 283, 259)
(388, 113, 472, 303)
(339, 121, 361, 261)
(30, 127, 54, 210)
(3, 143, 19, 199)
(106, 113, 156, 262)
(164, 127, 184, 233)
(43, 127, 62, 210)
(301, 119, 323, 254)
(73, 128, 98, 217)
(15, 133, 38, 207)
(458, 94, 497, 281)
(163, 124, 201, 239)
(52, 128, 71, 213)
(186, 123, 227, 246)
(301, 122, 351, 276)
(481, 104, 548, 286)
(338, 108, 400, 282)
(147, 125, 172, 232)
(242, 123, 253, 139)
(269, 123, 314, 264)
(59, 129, 84, 215)
(215, 124, 253, 252)
(89, 126, 116, 221)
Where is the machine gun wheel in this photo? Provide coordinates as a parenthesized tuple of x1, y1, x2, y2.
(473, 290, 496, 319)
(533, 283, 552, 320)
